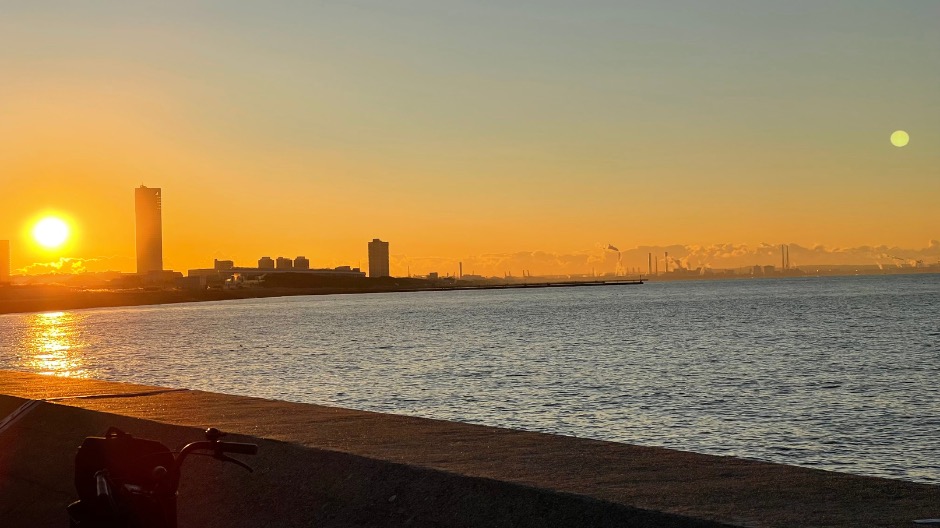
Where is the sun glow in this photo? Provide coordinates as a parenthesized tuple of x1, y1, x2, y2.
(33, 217, 70, 249)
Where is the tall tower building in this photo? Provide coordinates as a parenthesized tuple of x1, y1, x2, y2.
(135, 186, 163, 274)
(0, 240, 10, 284)
(368, 238, 390, 278)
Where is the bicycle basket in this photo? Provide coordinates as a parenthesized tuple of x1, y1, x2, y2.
(74, 427, 176, 502)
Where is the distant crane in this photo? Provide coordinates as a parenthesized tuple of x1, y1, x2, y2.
(885, 255, 907, 268)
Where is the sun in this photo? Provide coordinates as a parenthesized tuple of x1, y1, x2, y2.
(33, 217, 70, 249)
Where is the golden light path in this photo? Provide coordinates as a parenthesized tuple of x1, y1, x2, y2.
(23, 311, 89, 378)
(32, 216, 70, 248)
(890, 130, 910, 148)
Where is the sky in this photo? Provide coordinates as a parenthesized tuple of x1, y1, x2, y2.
(1, 1, 938, 277)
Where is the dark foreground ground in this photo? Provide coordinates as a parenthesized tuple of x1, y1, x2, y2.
(0, 371, 936, 527)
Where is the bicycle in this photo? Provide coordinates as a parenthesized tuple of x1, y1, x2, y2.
(67, 426, 258, 528)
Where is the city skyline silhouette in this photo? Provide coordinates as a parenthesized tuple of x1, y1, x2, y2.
(1, 2, 937, 277)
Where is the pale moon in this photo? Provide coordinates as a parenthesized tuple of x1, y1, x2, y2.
(890, 130, 910, 147)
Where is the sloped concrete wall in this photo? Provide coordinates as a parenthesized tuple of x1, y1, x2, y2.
(1, 371, 937, 527)
(0, 396, 726, 528)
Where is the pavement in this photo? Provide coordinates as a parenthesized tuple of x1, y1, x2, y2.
(0, 370, 936, 527)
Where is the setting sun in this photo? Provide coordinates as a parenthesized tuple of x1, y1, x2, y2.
(32, 217, 70, 249)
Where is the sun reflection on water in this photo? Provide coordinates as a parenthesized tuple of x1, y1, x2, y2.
(23, 311, 89, 377)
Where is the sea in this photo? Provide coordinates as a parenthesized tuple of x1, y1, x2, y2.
(1, 274, 938, 484)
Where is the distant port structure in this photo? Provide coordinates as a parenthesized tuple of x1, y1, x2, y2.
(2, 182, 934, 302)
(129, 183, 370, 289)
(187, 256, 365, 288)
(209, 256, 364, 277)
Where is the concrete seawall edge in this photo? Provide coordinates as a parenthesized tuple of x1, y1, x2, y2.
(0, 371, 936, 527)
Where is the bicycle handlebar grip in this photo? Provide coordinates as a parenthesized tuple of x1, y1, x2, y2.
(95, 472, 111, 498)
(220, 442, 258, 455)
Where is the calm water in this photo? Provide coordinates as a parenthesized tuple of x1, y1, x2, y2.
(1, 275, 938, 484)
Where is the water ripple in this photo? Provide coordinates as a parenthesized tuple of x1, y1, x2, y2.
(1, 274, 938, 484)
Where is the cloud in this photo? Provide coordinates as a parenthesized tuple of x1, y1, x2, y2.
(392, 249, 623, 277)
(19, 258, 93, 275)
(17, 255, 133, 275)
(391, 241, 940, 277)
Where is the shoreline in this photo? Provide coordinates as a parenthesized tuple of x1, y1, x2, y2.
(0, 279, 643, 315)
(2, 271, 935, 316)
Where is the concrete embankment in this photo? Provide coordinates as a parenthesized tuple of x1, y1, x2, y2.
(0, 371, 936, 527)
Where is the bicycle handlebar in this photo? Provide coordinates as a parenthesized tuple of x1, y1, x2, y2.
(174, 435, 258, 475)
(218, 442, 258, 455)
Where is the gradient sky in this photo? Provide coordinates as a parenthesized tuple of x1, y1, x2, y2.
(1, 1, 938, 276)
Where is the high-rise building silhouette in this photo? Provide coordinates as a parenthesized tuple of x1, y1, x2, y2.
(368, 239, 390, 278)
(0, 240, 10, 283)
(135, 186, 163, 274)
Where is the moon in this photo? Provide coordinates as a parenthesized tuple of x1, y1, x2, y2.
(890, 130, 910, 148)
(33, 217, 70, 248)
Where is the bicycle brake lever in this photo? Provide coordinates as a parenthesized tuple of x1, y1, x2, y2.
(214, 452, 254, 473)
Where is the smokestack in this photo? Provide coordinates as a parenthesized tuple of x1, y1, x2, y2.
(648, 253, 652, 276)
(786, 245, 790, 270)
(459, 262, 463, 279)
(665, 252, 669, 274)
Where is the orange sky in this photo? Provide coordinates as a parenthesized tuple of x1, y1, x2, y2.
(1, 2, 938, 277)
